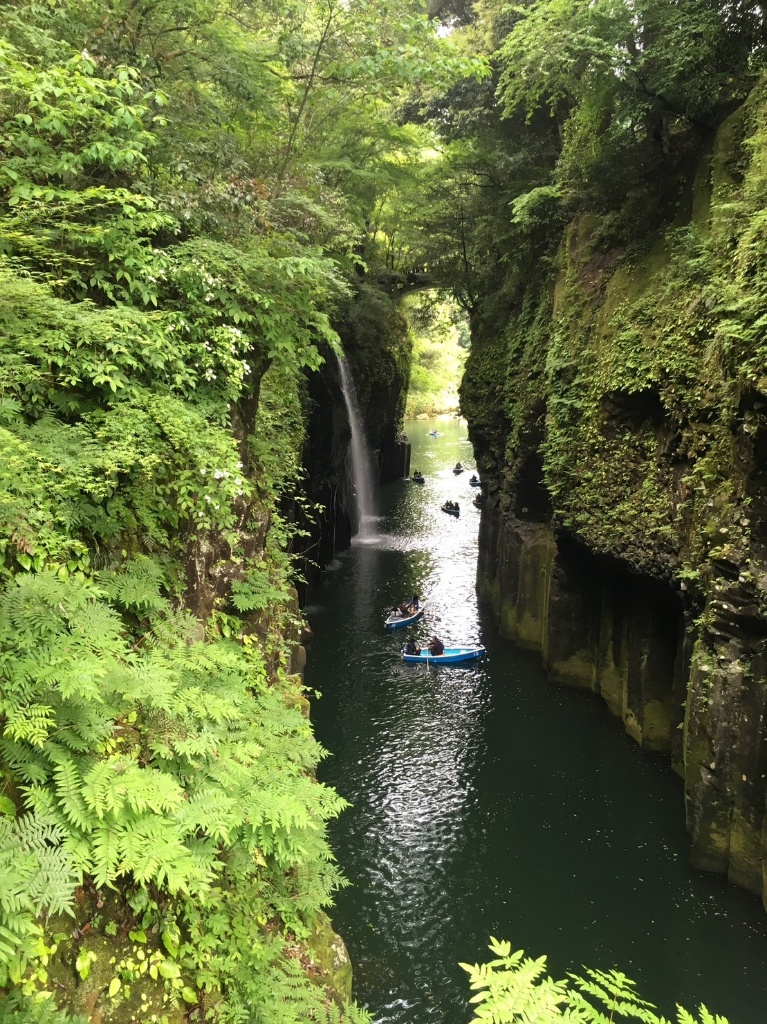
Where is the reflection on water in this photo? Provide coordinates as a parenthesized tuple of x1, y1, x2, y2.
(307, 418, 767, 1024)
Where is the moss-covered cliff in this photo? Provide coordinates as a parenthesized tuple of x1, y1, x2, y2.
(299, 284, 412, 582)
(461, 80, 767, 905)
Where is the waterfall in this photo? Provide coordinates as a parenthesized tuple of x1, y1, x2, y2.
(337, 355, 376, 537)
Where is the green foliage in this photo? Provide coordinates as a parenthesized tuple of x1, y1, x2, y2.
(403, 292, 469, 416)
(163, 238, 346, 380)
(251, 364, 308, 497)
(495, 0, 761, 219)
(230, 566, 286, 613)
(0, 565, 356, 1019)
(0, 990, 85, 1024)
(462, 939, 730, 1024)
(0, 10, 387, 1018)
(0, 41, 173, 303)
(439, 0, 767, 583)
(0, 814, 79, 986)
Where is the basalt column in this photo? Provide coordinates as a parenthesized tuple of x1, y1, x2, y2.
(481, 511, 684, 754)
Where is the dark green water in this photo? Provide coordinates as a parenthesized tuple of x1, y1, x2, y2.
(307, 418, 767, 1024)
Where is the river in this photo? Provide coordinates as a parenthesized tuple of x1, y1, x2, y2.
(306, 417, 767, 1024)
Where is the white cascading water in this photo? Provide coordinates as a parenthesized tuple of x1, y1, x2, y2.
(337, 355, 376, 537)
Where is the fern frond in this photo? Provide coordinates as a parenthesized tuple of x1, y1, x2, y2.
(51, 757, 92, 833)
(0, 814, 78, 970)
(97, 555, 168, 614)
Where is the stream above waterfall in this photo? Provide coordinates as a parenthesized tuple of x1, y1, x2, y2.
(306, 417, 767, 1024)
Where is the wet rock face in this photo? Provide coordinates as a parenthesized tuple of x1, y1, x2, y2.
(468, 362, 767, 905)
(684, 565, 767, 895)
(472, 468, 767, 908)
(297, 287, 412, 579)
(479, 514, 683, 753)
(300, 360, 356, 581)
(460, 103, 767, 907)
(334, 284, 411, 487)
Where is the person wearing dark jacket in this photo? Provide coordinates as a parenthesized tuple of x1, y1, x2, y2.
(427, 636, 444, 656)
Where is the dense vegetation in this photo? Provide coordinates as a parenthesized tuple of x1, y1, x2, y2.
(0, 0, 481, 1020)
(1, 0, 765, 1020)
(403, 293, 469, 417)
(463, 940, 729, 1024)
(407, 0, 767, 584)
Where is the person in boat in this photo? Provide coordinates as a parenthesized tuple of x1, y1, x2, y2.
(454, 462, 463, 471)
(454, 502, 460, 512)
(408, 594, 420, 613)
(399, 600, 412, 616)
(427, 636, 444, 656)
(444, 500, 453, 510)
(470, 474, 478, 483)
(404, 639, 420, 655)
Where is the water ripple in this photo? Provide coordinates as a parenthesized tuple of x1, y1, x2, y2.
(308, 418, 767, 1024)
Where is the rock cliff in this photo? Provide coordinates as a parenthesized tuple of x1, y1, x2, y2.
(299, 284, 412, 581)
(462, 84, 767, 906)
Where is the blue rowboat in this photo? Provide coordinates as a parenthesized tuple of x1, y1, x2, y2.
(385, 605, 425, 630)
(441, 503, 460, 516)
(412, 474, 425, 484)
(402, 645, 486, 665)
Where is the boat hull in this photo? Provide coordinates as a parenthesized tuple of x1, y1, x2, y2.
(385, 606, 425, 630)
(402, 645, 485, 664)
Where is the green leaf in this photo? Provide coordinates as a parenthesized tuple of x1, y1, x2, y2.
(157, 959, 180, 980)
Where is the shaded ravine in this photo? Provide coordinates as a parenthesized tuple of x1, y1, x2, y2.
(307, 418, 767, 1024)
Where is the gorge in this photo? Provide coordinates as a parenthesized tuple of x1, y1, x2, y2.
(306, 419, 767, 1024)
(3, 1, 767, 1022)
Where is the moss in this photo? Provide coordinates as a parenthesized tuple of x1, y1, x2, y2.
(480, 575, 502, 612)
(640, 699, 673, 752)
(510, 537, 555, 651)
(598, 668, 625, 720)
(682, 735, 713, 792)
(498, 601, 521, 642)
(728, 809, 763, 894)
(49, 929, 186, 1024)
(548, 649, 597, 690)
(308, 910, 353, 1004)
(623, 709, 643, 746)
(689, 817, 732, 874)
(464, 77, 767, 902)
